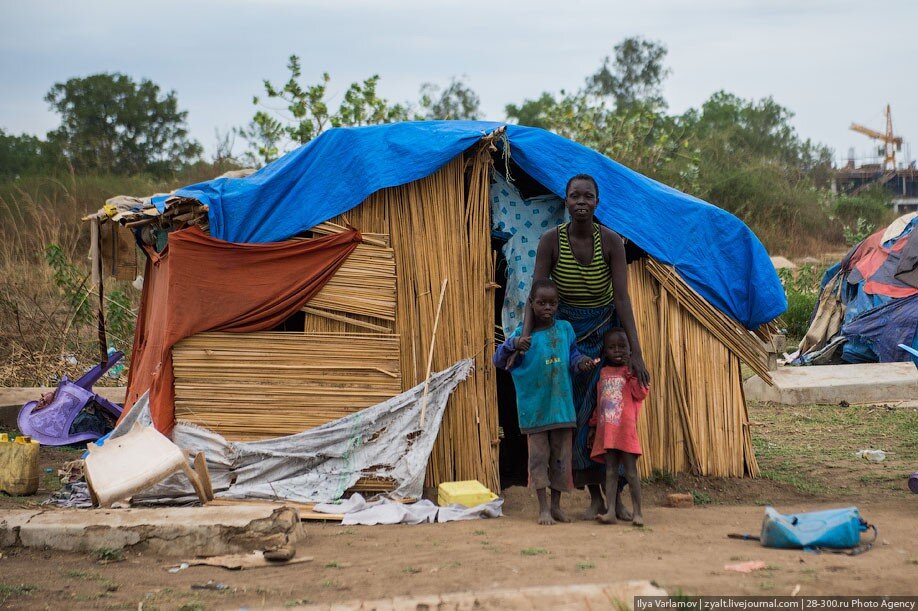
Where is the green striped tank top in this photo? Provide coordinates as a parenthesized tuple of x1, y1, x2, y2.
(551, 223, 613, 307)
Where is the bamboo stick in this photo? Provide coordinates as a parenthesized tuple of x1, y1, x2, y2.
(419, 278, 448, 427)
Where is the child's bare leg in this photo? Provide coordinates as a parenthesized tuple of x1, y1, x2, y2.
(528, 432, 554, 525)
(544, 428, 573, 523)
(550, 489, 572, 523)
(536, 488, 554, 525)
(622, 452, 643, 526)
(597, 450, 622, 524)
(580, 483, 605, 520)
(615, 472, 633, 521)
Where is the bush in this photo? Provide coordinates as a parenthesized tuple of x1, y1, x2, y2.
(834, 186, 891, 227)
(777, 264, 821, 343)
(834, 186, 894, 246)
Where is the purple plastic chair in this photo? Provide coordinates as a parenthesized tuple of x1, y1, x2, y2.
(17, 352, 125, 446)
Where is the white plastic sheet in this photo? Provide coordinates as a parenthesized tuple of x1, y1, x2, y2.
(313, 493, 503, 525)
(116, 360, 473, 503)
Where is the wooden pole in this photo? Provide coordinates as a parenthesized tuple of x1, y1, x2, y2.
(419, 278, 448, 427)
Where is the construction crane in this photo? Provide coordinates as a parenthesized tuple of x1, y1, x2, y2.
(850, 104, 903, 171)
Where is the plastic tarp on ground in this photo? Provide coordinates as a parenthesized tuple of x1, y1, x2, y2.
(111, 360, 473, 503)
(175, 121, 784, 329)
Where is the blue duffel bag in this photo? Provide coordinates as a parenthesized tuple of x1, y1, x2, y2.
(730, 506, 877, 555)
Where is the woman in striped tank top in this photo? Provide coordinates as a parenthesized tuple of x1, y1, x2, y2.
(518, 174, 649, 521)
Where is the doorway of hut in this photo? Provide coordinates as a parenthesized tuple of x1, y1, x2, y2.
(488, 156, 646, 488)
(490, 157, 557, 487)
(493, 243, 527, 486)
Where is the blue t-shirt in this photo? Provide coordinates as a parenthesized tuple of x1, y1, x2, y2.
(494, 321, 579, 434)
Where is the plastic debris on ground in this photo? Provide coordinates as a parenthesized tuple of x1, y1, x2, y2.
(313, 492, 503, 525)
(724, 561, 767, 573)
(170, 551, 314, 571)
(191, 581, 228, 591)
(855, 449, 887, 462)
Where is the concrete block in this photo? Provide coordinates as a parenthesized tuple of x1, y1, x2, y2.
(744, 363, 918, 405)
(6, 505, 303, 556)
(0, 510, 43, 547)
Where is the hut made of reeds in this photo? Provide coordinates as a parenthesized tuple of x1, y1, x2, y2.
(88, 121, 785, 493)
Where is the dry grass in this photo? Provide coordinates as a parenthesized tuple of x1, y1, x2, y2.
(0, 165, 242, 386)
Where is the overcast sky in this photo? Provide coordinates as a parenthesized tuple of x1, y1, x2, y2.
(2, 0, 916, 166)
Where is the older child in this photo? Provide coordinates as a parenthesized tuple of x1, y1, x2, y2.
(590, 328, 649, 526)
(494, 279, 596, 525)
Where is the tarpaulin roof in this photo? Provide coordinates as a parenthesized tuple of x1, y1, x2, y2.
(176, 121, 785, 329)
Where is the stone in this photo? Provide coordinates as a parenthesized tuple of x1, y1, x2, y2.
(665, 493, 694, 508)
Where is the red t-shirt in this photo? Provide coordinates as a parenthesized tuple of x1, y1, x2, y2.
(589, 366, 649, 458)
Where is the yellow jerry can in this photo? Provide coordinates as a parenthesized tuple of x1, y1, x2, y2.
(0, 436, 41, 496)
(437, 480, 498, 507)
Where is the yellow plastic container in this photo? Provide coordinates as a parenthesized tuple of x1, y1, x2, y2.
(437, 480, 497, 507)
(0, 436, 40, 496)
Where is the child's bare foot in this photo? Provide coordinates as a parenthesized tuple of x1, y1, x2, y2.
(551, 507, 573, 523)
(631, 514, 644, 527)
(580, 497, 606, 520)
(615, 496, 633, 521)
(595, 510, 618, 525)
(538, 510, 556, 525)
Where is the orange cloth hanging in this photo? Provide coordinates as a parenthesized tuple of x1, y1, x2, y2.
(123, 225, 362, 433)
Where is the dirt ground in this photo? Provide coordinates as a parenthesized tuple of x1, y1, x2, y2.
(1, 401, 916, 609)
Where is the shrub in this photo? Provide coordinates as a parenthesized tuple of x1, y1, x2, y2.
(777, 264, 821, 343)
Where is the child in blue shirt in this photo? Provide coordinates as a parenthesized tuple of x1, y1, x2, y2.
(494, 279, 596, 524)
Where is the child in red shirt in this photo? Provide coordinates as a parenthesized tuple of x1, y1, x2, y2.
(589, 328, 649, 526)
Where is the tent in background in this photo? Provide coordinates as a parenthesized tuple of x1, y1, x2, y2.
(796, 212, 918, 365)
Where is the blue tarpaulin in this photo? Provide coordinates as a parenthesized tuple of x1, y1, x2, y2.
(175, 121, 785, 329)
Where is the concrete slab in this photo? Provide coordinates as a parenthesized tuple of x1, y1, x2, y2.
(744, 362, 918, 405)
(296, 580, 666, 610)
(1, 505, 303, 557)
(0, 510, 43, 547)
(0, 386, 126, 428)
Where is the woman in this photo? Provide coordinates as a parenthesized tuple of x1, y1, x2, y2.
(517, 173, 649, 520)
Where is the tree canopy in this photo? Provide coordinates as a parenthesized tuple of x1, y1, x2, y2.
(45, 73, 202, 174)
(242, 56, 483, 163)
(0, 129, 59, 176)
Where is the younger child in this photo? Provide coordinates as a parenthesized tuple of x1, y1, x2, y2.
(494, 279, 596, 525)
(589, 328, 650, 526)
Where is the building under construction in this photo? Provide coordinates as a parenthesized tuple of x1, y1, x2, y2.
(834, 165, 918, 214)
(835, 104, 918, 214)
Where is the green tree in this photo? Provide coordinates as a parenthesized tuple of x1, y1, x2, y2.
(0, 129, 60, 176)
(45, 73, 202, 174)
(677, 91, 838, 248)
(586, 37, 670, 109)
(243, 55, 409, 164)
(506, 38, 685, 181)
(505, 92, 560, 130)
(416, 76, 481, 120)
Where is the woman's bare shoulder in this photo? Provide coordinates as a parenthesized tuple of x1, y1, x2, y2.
(598, 225, 624, 252)
(537, 226, 560, 250)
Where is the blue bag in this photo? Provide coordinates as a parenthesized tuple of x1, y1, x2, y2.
(760, 506, 877, 554)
